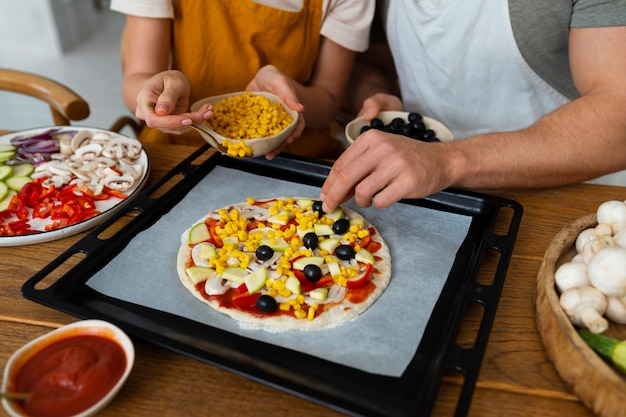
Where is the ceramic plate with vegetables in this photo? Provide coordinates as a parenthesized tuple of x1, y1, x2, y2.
(0, 126, 149, 247)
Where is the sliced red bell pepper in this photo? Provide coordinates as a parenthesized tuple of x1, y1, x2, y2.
(232, 292, 262, 308)
(346, 263, 373, 289)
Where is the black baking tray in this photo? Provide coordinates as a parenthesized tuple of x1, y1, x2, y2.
(22, 145, 522, 417)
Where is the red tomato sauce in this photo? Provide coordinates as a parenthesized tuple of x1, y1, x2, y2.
(15, 335, 126, 417)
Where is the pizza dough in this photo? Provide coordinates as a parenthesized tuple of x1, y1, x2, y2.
(177, 197, 391, 332)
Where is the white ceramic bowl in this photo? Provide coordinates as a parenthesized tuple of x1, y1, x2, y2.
(344, 111, 453, 144)
(191, 91, 299, 158)
(2, 320, 134, 417)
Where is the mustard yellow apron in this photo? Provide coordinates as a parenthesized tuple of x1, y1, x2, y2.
(141, 0, 344, 159)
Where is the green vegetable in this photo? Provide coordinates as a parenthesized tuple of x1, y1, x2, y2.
(579, 329, 626, 374)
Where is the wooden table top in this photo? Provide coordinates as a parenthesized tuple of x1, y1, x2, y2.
(2, 141, 625, 417)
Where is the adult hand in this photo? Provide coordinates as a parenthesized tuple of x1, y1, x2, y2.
(320, 129, 453, 212)
(135, 70, 213, 134)
(358, 93, 403, 120)
(247, 65, 306, 159)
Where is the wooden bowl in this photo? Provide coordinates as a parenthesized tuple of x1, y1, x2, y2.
(536, 213, 626, 417)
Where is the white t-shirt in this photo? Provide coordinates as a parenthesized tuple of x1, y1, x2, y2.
(110, 0, 374, 52)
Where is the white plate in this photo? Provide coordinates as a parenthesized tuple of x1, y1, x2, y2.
(0, 126, 149, 247)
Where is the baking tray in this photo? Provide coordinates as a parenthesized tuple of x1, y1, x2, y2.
(22, 145, 522, 417)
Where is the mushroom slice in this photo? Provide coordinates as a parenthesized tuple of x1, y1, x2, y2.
(103, 175, 135, 192)
(103, 138, 143, 160)
(70, 130, 93, 152)
(75, 143, 103, 160)
(91, 131, 114, 143)
(239, 206, 270, 220)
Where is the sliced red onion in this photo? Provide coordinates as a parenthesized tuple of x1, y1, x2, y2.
(21, 139, 60, 153)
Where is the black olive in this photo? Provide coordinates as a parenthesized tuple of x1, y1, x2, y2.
(420, 129, 437, 142)
(334, 244, 355, 260)
(303, 264, 322, 282)
(256, 294, 278, 312)
(401, 124, 415, 138)
(312, 200, 325, 216)
(389, 118, 405, 133)
(255, 245, 274, 261)
(302, 232, 319, 249)
(370, 118, 384, 129)
(332, 218, 350, 235)
(359, 125, 371, 135)
(408, 112, 423, 123)
(411, 120, 426, 132)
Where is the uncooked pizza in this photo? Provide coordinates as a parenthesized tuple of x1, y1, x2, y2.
(177, 197, 391, 332)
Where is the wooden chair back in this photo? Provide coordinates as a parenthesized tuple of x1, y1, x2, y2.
(0, 68, 90, 125)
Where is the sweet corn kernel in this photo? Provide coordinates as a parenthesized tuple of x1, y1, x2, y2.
(278, 289, 292, 298)
(294, 309, 307, 319)
(307, 307, 316, 321)
(279, 302, 291, 311)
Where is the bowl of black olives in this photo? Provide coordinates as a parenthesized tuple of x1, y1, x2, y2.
(344, 111, 453, 144)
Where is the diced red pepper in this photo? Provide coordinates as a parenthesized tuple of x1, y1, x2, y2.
(206, 218, 224, 248)
(234, 283, 248, 294)
(232, 292, 262, 308)
(0, 175, 124, 236)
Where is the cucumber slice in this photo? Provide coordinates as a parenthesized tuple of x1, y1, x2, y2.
(0, 190, 16, 211)
(292, 256, 325, 270)
(314, 223, 334, 236)
(285, 275, 301, 295)
(0, 165, 12, 181)
(0, 150, 16, 162)
(318, 237, 340, 253)
(188, 222, 210, 244)
(323, 207, 344, 221)
(355, 248, 375, 265)
(0, 181, 8, 201)
(260, 237, 289, 252)
(244, 267, 268, 293)
(309, 287, 328, 301)
(221, 266, 248, 283)
(6, 175, 32, 191)
(0, 144, 16, 152)
(10, 163, 34, 177)
(185, 266, 217, 285)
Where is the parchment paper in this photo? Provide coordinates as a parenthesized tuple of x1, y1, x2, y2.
(87, 166, 472, 377)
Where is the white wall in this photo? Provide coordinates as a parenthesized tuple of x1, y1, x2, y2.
(0, 0, 101, 57)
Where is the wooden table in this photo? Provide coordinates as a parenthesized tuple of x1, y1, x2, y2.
(2, 142, 624, 417)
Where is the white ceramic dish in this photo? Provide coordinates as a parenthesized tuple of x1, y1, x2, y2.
(1, 319, 134, 417)
(191, 91, 299, 158)
(0, 126, 150, 247)
(344, 111, 453, 144)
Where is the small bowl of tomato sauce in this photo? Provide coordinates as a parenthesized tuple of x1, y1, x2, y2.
(1, 320, 134, 417)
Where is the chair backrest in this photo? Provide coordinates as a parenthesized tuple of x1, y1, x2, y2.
(0, 68, 90, 125)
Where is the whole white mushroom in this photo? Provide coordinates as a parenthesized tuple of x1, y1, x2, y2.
(587, 246, 626, 297)
(559, 286, 608, 334)
(597, 200, 626, 234)
(554, 261, 590, 293)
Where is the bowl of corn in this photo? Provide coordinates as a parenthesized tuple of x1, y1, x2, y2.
(191, 91, 299, 158)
